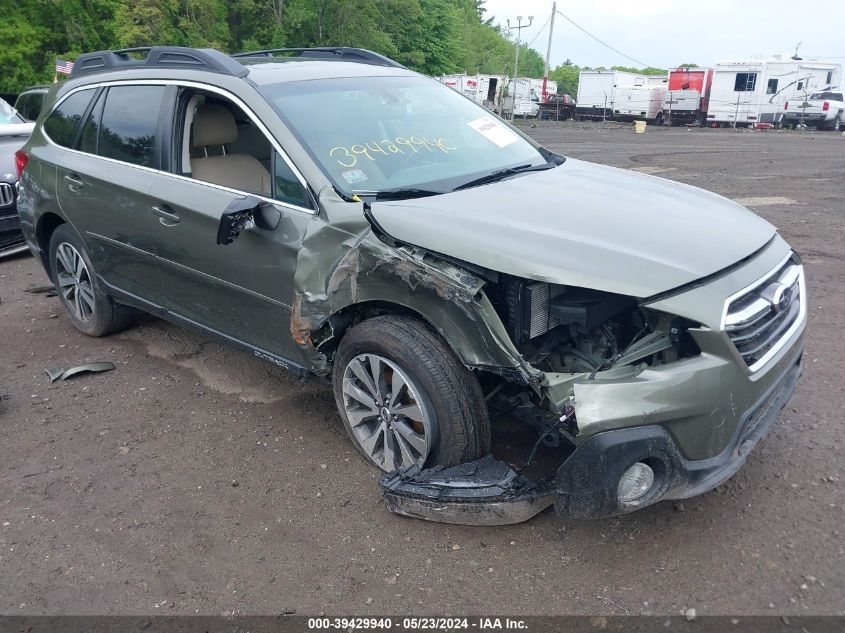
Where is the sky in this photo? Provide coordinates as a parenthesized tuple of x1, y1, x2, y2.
(482, 0, 844, 70)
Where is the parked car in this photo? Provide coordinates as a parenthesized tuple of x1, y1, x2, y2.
(0, 98, 34, 257)
(14, 85, 50, 122)
(17, 47, 805, 521)
(782, 90, 845, 130)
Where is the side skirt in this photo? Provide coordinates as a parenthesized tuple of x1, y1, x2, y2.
(99, 276, 311, 379)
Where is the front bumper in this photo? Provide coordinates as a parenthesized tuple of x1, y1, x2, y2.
(380, 351, 802, 524)
(0, 204, 27, 257)
(555, 354, 802, 518)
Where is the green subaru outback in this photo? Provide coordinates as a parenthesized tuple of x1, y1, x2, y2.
(16, 47, 805, 523)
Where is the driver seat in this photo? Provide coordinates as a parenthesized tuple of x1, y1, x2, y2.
(190, 104, 272, 195)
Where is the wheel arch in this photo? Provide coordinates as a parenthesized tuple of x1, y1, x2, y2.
(35, 212, 67, 279)
(291, 238, 528, 379)
(312, 289, 523, 377)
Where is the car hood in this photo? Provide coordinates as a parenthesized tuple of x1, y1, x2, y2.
(369, 158, 776, 298)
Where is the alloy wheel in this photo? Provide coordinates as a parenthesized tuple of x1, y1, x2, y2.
(55, 242, 95, 322)
(341, 353, 435, 471)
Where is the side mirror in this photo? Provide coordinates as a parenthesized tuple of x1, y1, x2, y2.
(216, 196, 282, 245)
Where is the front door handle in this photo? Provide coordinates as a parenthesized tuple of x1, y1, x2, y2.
(152, 205, 180, 226)
(64, 174, 84, 191)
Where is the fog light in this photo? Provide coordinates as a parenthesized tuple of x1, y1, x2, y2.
(617, 462, 655, 503)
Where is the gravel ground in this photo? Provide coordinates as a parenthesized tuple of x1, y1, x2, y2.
(0, 124, 843, 616)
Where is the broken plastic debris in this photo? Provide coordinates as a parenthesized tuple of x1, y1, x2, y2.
(379, 455, 554, 526)
(45, 362, 115, 383)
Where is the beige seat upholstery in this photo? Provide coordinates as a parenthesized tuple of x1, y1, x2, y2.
(190, 104, 271, 195)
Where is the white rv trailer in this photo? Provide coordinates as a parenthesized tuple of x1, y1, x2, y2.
(575, 70, 659, 120)
(707, 56, 842, 125)
(504, 78, 559, 117)
(613, 83, 668, 123)
(438, 74, 508, 111)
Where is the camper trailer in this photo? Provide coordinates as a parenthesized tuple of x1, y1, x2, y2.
(503, 78, 558, 117)
(575, 70, 655, 120)
(707, 57, 842, 126)
(613, 83, 668, 123)
(438, 74, 507, 112)
(664, 67, 714, 125)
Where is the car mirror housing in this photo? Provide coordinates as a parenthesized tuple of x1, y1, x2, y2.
(216, 196, 280, 245)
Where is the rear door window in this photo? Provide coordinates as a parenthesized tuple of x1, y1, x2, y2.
(98, 85, 166, 168)
(44, 90, 95, 147)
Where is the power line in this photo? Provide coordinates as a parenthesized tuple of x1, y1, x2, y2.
(555, 9, 652, 68)
(525, 15, 551, 49)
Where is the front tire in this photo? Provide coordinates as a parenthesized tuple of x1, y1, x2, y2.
(333, 315, 490, 472)
(48, 224, 134, 337)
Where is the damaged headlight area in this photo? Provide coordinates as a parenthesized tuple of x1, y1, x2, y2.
(490, 277, 701, 381)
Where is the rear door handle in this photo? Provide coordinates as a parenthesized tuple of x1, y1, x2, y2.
(152, 205, 180, 226)
(64, 174, 84, 191)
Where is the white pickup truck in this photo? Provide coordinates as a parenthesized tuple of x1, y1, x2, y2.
(782, 90, 845, 130)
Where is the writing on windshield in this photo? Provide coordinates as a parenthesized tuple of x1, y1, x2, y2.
(329, 136, 457, 168)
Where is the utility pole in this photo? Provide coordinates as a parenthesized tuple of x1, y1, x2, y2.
(541, 2, 557, 103)
(507, 15, 534, 120)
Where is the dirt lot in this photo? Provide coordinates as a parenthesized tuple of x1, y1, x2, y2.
(1, 124, 843, 616)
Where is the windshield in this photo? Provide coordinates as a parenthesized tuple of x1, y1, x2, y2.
(258, 75, 546, 197)
(809, 92, 842, 101)
(0, 99, 24, 125)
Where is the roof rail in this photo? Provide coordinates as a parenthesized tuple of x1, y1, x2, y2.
(71, 46, 249, 78)
(231, 47, 406, 69)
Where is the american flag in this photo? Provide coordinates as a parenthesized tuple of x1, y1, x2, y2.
(55, 59, 74, 75)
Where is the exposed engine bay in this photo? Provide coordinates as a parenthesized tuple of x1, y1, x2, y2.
(487, 276, 701, 381)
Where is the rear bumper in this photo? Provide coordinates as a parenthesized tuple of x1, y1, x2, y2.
(555, 353, 802, 518)
(782, 113, 828, 122)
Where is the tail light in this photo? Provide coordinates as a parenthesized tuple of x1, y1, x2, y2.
(14, 150, 28, 179)
(823, 101, 830, 111)
(784, 102, 789, 110)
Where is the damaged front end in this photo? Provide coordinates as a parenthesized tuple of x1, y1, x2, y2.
(377, 277, 705, 525)
(380, 456, 555, 526)
(378, 246, 806, 524)
(296, 193, 804, 525)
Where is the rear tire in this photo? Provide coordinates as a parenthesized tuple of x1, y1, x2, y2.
(48, 224, 135, 337)
(333, 315, 490, 472)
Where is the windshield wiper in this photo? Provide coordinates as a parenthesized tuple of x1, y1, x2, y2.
(453, 161, 558, 192)
(353, 188, 445, 202)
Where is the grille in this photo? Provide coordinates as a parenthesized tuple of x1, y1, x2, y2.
(0, 182, 14, 208)
(724, 255, 804, 371)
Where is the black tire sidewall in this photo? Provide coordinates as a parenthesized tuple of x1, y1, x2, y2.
(48, 224, 114, 337)
(332, 317, 487, 470)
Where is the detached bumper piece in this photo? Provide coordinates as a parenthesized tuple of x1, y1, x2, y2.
(379, 455, 554, 526)
(381, 357, 802, 525)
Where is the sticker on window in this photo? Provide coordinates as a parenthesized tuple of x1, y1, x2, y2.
(342, 168, 369, 184)
(466, 117, 519, 148)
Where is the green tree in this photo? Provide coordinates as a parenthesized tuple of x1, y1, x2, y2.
(0, 0, 555, 92)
